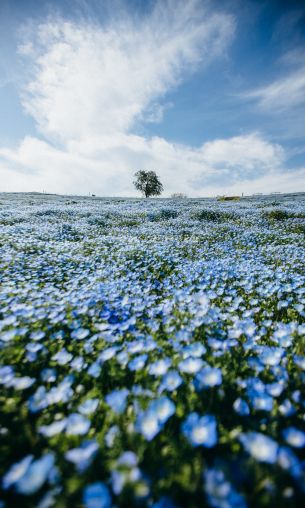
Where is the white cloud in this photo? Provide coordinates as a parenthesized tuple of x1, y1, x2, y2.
(199, 133, 284, 172)
(214, 166, 305, 196)
(0, 132, 295, 196)
(0, 0, 303, 196)
(244, 66, 305, 111)
(20, 0, 235, 144)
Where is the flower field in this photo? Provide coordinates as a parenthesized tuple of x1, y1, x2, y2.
(0, 192, 305, 508)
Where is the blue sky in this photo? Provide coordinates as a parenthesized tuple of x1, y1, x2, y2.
(0, 0, 305, 196)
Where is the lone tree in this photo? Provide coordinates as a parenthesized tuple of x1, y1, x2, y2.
(133, 170, 163, 198)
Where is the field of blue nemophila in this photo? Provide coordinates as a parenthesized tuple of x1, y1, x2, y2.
(0, 192, 305, 508)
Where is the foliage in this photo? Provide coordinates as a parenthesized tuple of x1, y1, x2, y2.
(0, 193, 305, 507)
(263, 209, 289, 221)
(217, 196, 240, 201)
(171, 193, 188, 199)
(191, 208, 236, 222)
(133, 171, 163, 198)
(148, 208, 179, 221)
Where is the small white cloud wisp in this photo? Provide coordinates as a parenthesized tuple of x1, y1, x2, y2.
(243, 60, 305, 112)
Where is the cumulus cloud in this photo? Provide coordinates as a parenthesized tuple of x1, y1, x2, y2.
(199, 133, 284, 172)
(0, 0, 303, 196)
(20, 0, 235, 143)
(0, 132, 293, 196)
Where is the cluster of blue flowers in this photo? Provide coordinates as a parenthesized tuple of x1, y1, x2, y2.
(0, 192, 305, 507)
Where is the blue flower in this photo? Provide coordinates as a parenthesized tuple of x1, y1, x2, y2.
(17, 454, 56, 495)
(41, 368, 57, 382)
(78, 398, 99, 415)
(26, 342, 43, 353)
(128, 354, 148, 371)
(204, 468, 247, 508)
(159, 370, 183, 392)
(87, 361, 101, 378)
(106, 389, 129, 414)
(99, 346, 119, 362)
(83, 482, 111, 508)
(65, 440, 99, 472)
(194, 367, 222, 390)
(258, 346, 284, 366)
(265, 382, 284, 397)
(250, 392, 273, 412)
(65, 413, 91, 436)
(148, 358, 171, 376)
(182, 413, 217, 447)
(0, 329, 16, 342)
(294, 355, 305, 370)
(278, 399, 296, 416)
(111, 462, 142, 495)
(30, 330, 45, 341)
(0, 366, 14, 386)
(105, 425, 119, 447)
(71, 328, 90, 340)
(240, 432, 278, 463)
(2, 455, 34, 490)
(152, 497, 177, 508)
(71, 356, 86, 371)
(136, 397, 174, 441)
(47, 376, 74, 405)
(178, 357, 204, 374)
(137, 410, 161, 441)
(11, 376, 35, 390)
(3, 453, 55, 495)
(52, 348, 72, 365)
(182, 342, 206, 358)
(283, 427, 305, 448)
(39, 419, 67, 437)
(25, 342, 44, 362)
(149, 397, 175, 425)
(116, 350, 129, 366)
(28, 386, 48, 412)
(233, 398, 250, 416)
(117, 451, 138, 467)
(277, 446, 302, 478)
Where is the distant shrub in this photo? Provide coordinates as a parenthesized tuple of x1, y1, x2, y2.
(87, 216, 107, 227)
(288, 221, 305, 235)
(0, 217, 26, 225)
(159, 209, 179, 220)
(56, 223, 82, 241)
(191, 209, 235, 222)
(148, 208, 179, 221)
(295, 224, 305, 234)
(263, 209, 289, 221)
(35, 209, 61, 217)
(290, 212, 305, 219)
(116, 217, 140, 227)
(217, 196, 240, 201)
(171, 193, 188, 199)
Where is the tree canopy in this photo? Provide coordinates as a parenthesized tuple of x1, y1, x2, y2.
(133, 170, 163, 198)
